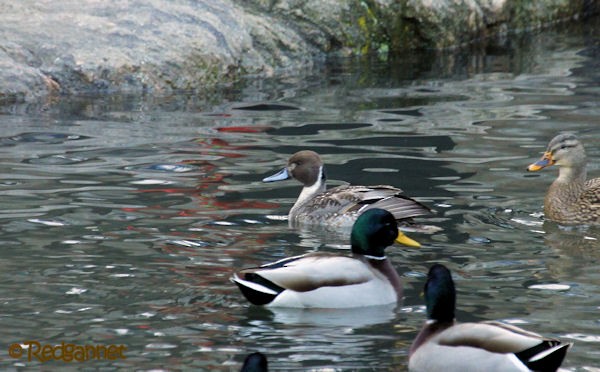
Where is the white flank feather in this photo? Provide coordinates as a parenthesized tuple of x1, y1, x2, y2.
(231, 274, 278, 295)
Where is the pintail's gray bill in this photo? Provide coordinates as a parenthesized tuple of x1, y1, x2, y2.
(263, 168, 291, 182)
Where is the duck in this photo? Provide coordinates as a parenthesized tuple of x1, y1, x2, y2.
(409, 264, 571, 371)
(241, 352, 268, 372)
(262, 150, 433, 230)
(231, 208, 420, 308)
(527, 133, 600, 225)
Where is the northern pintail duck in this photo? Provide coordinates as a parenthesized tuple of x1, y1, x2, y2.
(409, 264, 571, 371)
(263, 150, 433, 229)
(527, 133, 600, 224)
(231, 208, 420, 308)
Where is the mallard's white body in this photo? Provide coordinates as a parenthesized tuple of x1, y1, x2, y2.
(232, 253, 400, 308)
(409, 321, 570, 372)
(409, 264, 571, 372)
(232, 209, 417, 309)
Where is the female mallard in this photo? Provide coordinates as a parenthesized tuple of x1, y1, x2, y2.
(231, 209, 420, 308)
(263, 150, 433, 229)
(527, 133, 600, 224)
(409, 264, 571, 371)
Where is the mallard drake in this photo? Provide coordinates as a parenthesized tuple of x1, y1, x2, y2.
(409, 264, 571, 371)
(263, 150, 433, 229)
(241, 352, 268, 372)
(231, 208, 420, 308)
(527, 133, 600, 224)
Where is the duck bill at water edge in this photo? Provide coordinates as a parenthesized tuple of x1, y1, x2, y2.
(527, 151, 555, 171)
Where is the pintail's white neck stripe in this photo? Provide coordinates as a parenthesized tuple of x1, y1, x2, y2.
(364, 254, 387, 260)
(315, 165, 325, 187)
(296, 166, 325, 204)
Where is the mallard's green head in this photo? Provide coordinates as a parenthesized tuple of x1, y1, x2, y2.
(241, 352, 268, 372)
(425, 264, 456, 322)
(350, 209, 420, 258)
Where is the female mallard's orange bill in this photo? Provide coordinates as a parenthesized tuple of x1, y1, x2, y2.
(395, 231, 421, 248)
(527, 152, 554, 172)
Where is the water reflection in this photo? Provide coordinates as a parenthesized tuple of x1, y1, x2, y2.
(541, 222, 600, 284)
(0, 16, 598, 371)
(234, 305, 402, 370)
(244, 304, 397, 328)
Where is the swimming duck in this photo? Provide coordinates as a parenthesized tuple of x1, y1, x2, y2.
(527, 133, 600, 225)
(241, 352, 268, 372)
(409, 264, 571, 371)
(263, 150, 433, 230)
(231, 208, 420, 308)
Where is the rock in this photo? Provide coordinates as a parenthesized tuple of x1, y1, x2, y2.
(0, 0, 598, 104)
(0, 0, 319, 103)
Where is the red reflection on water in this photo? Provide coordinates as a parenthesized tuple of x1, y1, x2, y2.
(127, 137, 279, 217)
(188, 138, 246, 158)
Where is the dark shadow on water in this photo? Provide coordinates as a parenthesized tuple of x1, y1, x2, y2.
(312, 135, 455, 151)
(233, 103, 301, 111)
(266, 122, 372, 136)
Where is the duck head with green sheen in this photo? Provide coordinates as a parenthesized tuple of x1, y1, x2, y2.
(240, 352, 268, 372)
(409, 264, 572, 371)
(351, 208, 420, 258)
(424, 263, 455, 322)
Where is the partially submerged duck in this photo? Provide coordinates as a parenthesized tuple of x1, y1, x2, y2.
(231, 208, 420, 308)
(263, 150, 433, 230)
(527, 133, 600, 225)
(241, 352, 268, 372)
(409, 264, 571, 371)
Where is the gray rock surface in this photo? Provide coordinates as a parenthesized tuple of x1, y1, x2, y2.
(1, 0, 598, 103)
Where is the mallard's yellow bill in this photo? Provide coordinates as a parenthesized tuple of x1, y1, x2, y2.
(396, 231, 421, 248)
(527, 151, 554, 172)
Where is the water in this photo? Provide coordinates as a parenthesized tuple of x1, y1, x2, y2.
(0, 17, 599, 371)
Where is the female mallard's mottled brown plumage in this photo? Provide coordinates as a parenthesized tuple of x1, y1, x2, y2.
(527, 133, 600, 225)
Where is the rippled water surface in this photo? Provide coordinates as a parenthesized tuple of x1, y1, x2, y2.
(1, 18, 599, 371)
